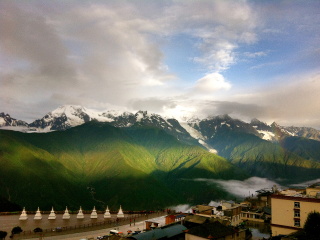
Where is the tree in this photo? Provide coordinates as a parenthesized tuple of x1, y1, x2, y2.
(303, 211, 320, 240)
(0, 231, 7, 240)
(11, 226, 22, 235)
(33, 228, 43, 233)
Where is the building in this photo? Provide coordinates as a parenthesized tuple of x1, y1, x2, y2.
(220, 202, 242, 226)
(128, 223, 187, 240)
(271, 183, 320, 236)
(185, 221, 246, 240)
(165, 214, 188, 225)
(191, 202, 242, 226)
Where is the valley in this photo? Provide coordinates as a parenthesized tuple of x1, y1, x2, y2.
(1, 106, 320, 211)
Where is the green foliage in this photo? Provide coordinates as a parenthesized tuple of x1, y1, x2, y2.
(0, 123, 246, 210)
(303, 211, 320, 239)
(0, 231, 7, 239)
(11, 226, 22, 235)
(280, 136, 320, 162)
(33, 227, 43, 233)
(0, 197, 21, 212)
(207, 131, 320, 182)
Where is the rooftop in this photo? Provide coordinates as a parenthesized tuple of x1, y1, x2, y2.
(186, 221, 236, 239)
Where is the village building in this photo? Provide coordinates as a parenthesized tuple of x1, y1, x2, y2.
(191, 202, 242, 226)
(165, 213, 188, 225)
(185, 221, 246, 240)
(127, 223, 187, 240)
(240, 187, 275, 223)
(271, 182, 320, 236)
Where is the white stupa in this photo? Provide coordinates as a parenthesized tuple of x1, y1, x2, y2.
(90, 206, 98, 219)
(104, 206, 111, 218)
(19, 207, 28, 220)
(34, 207, 42, 220)
(77, 206, 84, 219)
(48, 207, 56, 220)
(62, 206, 70, 219)
(117, 205, 124, 218)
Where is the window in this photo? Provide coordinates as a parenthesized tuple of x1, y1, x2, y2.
(294, 210, 300, 217)
(294, 202, 300, 208)
(294, 219, 300, 227)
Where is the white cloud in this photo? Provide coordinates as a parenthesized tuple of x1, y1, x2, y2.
(195, 177, 280, 198)
(1, 0, 319, 130)
(244, 51, 267, 58)
(290, 179, 320, 188)
(235, 71, 320, 128)
(167, 204, 193, 213)
(193, 72, 232, 93)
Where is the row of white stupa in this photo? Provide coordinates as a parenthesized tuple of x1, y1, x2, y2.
(19, 206, 124, 220)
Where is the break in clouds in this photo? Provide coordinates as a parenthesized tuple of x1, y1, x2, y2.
(1, 1, 320, 129)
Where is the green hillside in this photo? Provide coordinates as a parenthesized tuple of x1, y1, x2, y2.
(0, 122, 246, 211)
(280, 136, 320, 162)
(207, 130, 320, 183)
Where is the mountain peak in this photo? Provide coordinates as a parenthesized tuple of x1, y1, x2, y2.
(251, 118, 264, 124)
(0, 112, 28, 127)
(51, 105, 87, 116)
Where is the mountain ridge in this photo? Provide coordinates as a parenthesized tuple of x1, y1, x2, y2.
(1, 107, 320, 210)
(0, 121, 247, 210)
(2, 105, 320, 145)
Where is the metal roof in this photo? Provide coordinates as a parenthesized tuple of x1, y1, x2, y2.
(129, 224, 187, 240)
(129, 228, 166, 240)
(162, 224, 187, 238)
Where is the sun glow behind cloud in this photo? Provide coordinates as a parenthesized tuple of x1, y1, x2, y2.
(0, 0, 319, 128)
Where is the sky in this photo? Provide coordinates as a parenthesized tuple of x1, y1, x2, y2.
(1, 0, 320, 128)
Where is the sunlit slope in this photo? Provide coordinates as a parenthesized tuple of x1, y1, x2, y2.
(0, 122, 246, 210)
(0, 130, 93, 210)
(124, 126, 247, 178)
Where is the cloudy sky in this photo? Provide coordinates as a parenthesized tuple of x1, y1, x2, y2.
(1, 0, 319, 128)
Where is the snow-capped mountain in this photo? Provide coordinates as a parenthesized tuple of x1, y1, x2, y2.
(2, 105, 320, 151)
(0, 112, 28, 128)
(29, 105, 115, 131)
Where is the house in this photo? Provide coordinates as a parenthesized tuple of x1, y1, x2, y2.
(128, 223, 187, 240)
(191, 202, 242, 226)
(185, 221, 246, 240)
(165, 213, 188, 225)
(240, 188, 275, 223)
(183, 214, 211, 229)
(192, 205, 214, 215)
(271, 183, 320, 236)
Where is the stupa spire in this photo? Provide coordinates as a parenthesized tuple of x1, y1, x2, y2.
(62, 206, 70, 219)
(19, 207, 28, 220)
(34, 207, 42, 220)
(104, 206, 111, 218)
(48, 207, 56, 220)
(90, 206, 98, 219)
(77, 206, 84, 219)
(117, 205, 124, 218)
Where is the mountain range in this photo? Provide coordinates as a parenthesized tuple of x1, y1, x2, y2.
(1, 105, 320, 211)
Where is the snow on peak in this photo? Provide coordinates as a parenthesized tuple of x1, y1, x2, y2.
(135, 110, 163, 122)
(257, 130, 276, 141)
(51, 105, 87, 117)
